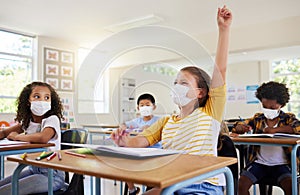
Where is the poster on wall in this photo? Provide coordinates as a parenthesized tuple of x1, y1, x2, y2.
(236, 86, 246, 101)
(59, 92, 76, 127)
(246, 85, 259, 104)
(227, 85, 246, 102)
(227, 86, 236, 102)
(43, 47, 75, 91)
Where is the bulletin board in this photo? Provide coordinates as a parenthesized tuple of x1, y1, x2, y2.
(227, 85, 259, 104)
(43, 47, 75, 91)
(43, 47, 76, 127)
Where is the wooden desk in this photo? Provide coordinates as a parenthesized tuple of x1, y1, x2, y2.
(81, 124, 119, 129)
(8, 151, 237, 195)
(0, 143, 54, 179)
(231, 137, 300, 195)
(81, 124, 119, 144)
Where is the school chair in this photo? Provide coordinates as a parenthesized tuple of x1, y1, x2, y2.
(29, 128, 88, 195)
(217, 133, 239, 195)
(60, 128, 88, 184)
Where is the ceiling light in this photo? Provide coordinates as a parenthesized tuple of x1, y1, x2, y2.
(104, 14, 163, 33)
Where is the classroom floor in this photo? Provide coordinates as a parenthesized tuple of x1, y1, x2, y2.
(3, 132, 285, 195)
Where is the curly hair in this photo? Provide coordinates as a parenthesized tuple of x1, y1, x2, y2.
(255, 81, 290, 107)
(15, 81, 64, 129)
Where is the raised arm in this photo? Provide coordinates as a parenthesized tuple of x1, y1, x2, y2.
(211, 5, 232, 88)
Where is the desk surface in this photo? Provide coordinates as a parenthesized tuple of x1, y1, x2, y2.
(0, 143, 55, 152)
(231, 136, 300, 145)
(231, 136, 300, 195)
(82, 124, 119, 128)
(8, 151, 236, 188)
(88, 129, 113, 134)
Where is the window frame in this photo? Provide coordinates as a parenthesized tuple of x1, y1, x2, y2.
(0, 28, 35, 113)
(271, 57, 300, 117)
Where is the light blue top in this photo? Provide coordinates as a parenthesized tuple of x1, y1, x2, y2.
(125, 115, 160, 130)
(125, 115, 161, 148)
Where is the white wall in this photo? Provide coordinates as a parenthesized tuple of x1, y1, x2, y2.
(93, 64, 179, 125)
(224, 60, 271, 119)
(120, 64, 179, 116)
(2, 15, 300, 126)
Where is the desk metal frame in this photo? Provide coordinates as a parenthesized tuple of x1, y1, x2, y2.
(81, 124, 118, 144)
(11, 165, 234, 195)
(0, 143, 53, 179)
(82, 124, 119, 194)
(0, 148, 47, 179)
(9, 152, 236, 195)
(232, 137, 300, 195)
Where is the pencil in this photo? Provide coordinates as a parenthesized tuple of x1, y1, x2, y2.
(57, 151, 62, 160)
(47, 152, 57, 161)
(65, 151, 86, 158)
(21, 152, 27, 159)
(39, 151, 46, 157)
(35, 152, 54, 161)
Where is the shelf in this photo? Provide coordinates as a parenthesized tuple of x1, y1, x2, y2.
(120, 78, 136, 122)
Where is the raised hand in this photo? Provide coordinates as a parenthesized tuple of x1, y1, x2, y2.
(217, 5, 232, 30)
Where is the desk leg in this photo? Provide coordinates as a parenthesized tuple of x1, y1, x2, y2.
(0, 155, 4, 179)
(161, 167, 234, 195)
(89, 133, 93, 144)
(291, 145, 299, 195)
(90, 176, 94, 195)
(95, 177, 101, 195)
(12, 164, 28, 195)
(120, 181, 123, 195)
(48, 169, 53, 195)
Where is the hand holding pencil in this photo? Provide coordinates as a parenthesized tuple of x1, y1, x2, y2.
(234, 117, 252, 134)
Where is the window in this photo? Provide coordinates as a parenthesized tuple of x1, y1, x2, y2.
(0, 30, 34, 113)
(272, 57, 300, 117)
(77, 48, 109, 113)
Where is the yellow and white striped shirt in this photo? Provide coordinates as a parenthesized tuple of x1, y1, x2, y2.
(140, 85, 226, 186)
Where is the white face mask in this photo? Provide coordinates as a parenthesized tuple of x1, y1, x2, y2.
(170, 84, 196, 107)
(262, 107, 280, 120)
(139, 106, 153, 117)
(30, 101, 51, 116)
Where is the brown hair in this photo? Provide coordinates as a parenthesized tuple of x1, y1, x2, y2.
(180, 66, 211, 107)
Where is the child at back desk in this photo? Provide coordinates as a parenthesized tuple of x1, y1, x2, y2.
(120, 93, 161, 195)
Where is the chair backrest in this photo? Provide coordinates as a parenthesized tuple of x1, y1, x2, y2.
(61, 128, 88, 150)
(217, 133, 239, 195)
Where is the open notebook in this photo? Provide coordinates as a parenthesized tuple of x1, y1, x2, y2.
(238, 133, 300, 138)
(61, 143, 180, 158)
(92, 145, 180, 157)
(0, 138, 28, 146)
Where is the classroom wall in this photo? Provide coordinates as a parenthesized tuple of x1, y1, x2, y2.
(224, 60, 271, 119)
(89, 64, 179, 125)
(120, 64, 179, 116)
(2, 15, 300, 126)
